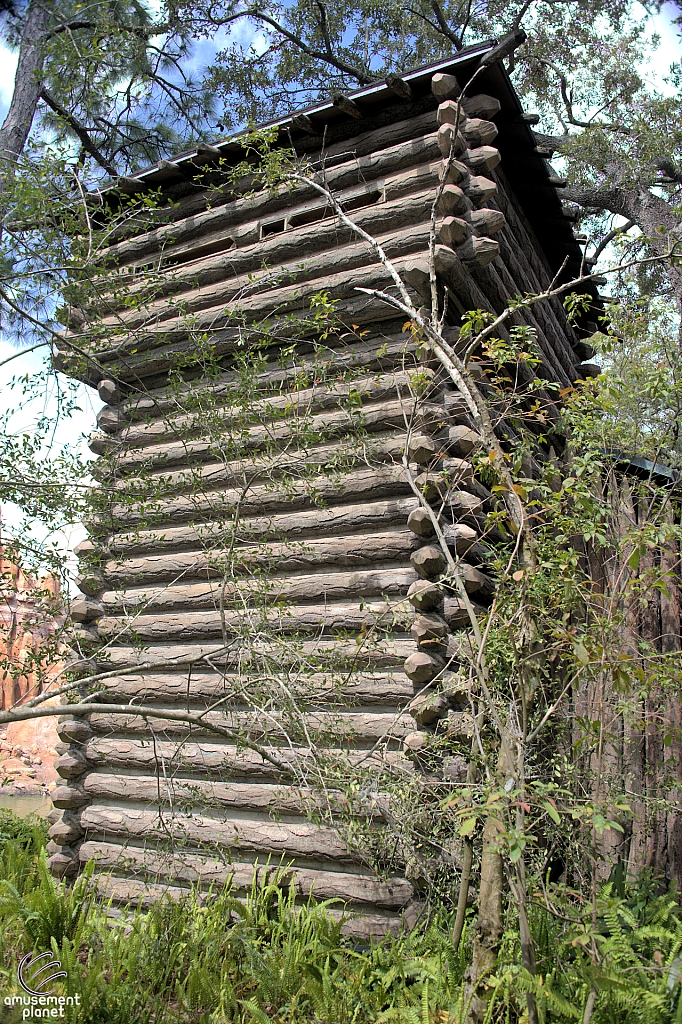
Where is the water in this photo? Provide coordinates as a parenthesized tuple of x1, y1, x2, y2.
(0, 792, 52, 817)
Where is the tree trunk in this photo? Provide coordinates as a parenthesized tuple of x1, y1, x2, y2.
(563, 182, 682, 342)
(464, 810, 506, 1024)
(0, 0, 50, 218)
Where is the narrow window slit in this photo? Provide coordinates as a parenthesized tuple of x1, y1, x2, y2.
(341, 190, 382, 213)
(288, 190, 383, 230)
(260, 219, 286, 238)
(289, 206, 329, 228)
(163, 236, 237, 267)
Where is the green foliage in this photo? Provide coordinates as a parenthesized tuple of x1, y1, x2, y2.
(0, 853, 94, 951)
(1, 1, 215, 175)
(0, 815, 679, 1021)
(525, 881, 682, 1023)
(0, 810, 47, 855)
(569, 295, 682, 467)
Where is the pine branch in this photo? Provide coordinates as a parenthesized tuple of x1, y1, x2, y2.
(39, 88, 119, 177)
(200, 7, 376, 85)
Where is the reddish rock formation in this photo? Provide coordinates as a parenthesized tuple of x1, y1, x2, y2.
(0, 525, 63, 794)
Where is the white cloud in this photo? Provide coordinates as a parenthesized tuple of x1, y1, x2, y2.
(251, 31, 270, 57)
(640, 1, 680, 95)
(0, 38, 17, 121)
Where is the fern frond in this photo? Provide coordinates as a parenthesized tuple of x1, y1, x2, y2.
(240, 998, 273, 1024)
(421, 981, 430, 1024)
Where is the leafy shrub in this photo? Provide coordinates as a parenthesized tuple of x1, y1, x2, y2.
(0, 809, 47, 854)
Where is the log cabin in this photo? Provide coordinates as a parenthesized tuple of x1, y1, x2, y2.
(49, 40, 606, 937)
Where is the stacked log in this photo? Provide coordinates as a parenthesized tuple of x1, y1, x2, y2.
(50, 68, 582, 933)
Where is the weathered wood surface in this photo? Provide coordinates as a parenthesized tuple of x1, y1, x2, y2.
(92, 638, 418, 670)
(116, 334, 422, 423)
(106, 497, 421, 555)
(110, 375, 430, 448)
(95, 601, 414, 641)
(100, 568, 420, 610)
(493, 166, 580, 364)
(86, 709, 414, 744)
(82, 774, 338, 814)
(94, 217, 439, 335)
(80, 804, 355, 861)
(105, 442, 413, 501)
(59, 79, 583, 924)
(98, 466, 420, 530)
(95, 670, 414, 705)
(494, 237, 577, 380)
(81, 299, 413, 388)
(52, 785, 89, 810)
(100, 169, 448, 313)
(84, 736, 410, 778)
(105, 435, 410, 497)
(103, 536, 423, 587)
(79, 841, 414, 908)
(103, 109, 443, 255)
(85, 249, 451, 347)
(82, 167, 573, 380)
(109, 369, 435, 448)
(95, 399, 444, 469)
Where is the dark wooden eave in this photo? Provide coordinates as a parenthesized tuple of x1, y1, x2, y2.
(102, 42, 590, 300)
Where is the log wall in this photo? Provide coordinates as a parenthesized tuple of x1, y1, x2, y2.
(51, 61, 590, 935)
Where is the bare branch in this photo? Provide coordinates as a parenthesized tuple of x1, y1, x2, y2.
(40, 88, 118, 177)
(205, 8, 376, 85)
(0, 701, 294, 774)
(429, 0, 463, 48)
(47, 19, 172, 41)
(590, 218, 635, 263)
(526, 55, 630, 133)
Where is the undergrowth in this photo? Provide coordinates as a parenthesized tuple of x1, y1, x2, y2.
(0, 813, 680, 1022)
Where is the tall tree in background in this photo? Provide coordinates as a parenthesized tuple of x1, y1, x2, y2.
(0, 0, 214, 193)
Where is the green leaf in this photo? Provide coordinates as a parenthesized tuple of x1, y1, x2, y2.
(460, 817, 477, 837)
(573, 642, 589, 665)
(544, 800, 561, 825)
(303, 963, 323, 984)
(627, 546, 642, 571)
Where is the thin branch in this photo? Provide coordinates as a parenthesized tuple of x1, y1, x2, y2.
(47, 20, 172, 41)
(21, 643, 244, 709)
(527, 56, 630, 134)
(203, 8, 376, 85)
(315, 0, 334, 56)
(0, 700, 294, 774)
(39, 87, 118, 177)
(429, 0, 463, 47)
(0, 283, 108, 377)
(510, 0, 535, 33)
(0, 339, 50, 369)
(590, 219, 635, 263)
